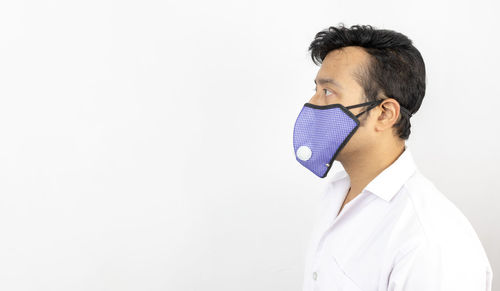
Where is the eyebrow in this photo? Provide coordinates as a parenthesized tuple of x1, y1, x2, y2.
(314, 78, 343, 89)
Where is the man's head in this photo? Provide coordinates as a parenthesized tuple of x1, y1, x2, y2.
(307, 24, 426, 161)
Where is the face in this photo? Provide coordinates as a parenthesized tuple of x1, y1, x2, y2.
(308, 46, 378, 162)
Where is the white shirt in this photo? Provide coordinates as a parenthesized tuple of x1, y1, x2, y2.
(302, 146, 493, 291)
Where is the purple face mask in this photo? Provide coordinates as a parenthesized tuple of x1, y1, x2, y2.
(293, 100, 383, 178)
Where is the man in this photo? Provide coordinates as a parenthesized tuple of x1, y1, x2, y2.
(293, 24, 493, 290)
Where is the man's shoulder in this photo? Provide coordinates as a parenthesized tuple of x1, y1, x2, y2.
(402, 171, 475, 239)
(391, 170, 490, 264)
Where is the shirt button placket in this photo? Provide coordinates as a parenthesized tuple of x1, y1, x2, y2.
(312, 271, 320, 291)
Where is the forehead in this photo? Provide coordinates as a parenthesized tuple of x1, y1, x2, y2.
(316, 46, 370, 82)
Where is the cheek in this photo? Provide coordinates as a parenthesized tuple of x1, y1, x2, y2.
(340, 126, 363, 156)
(348, 128, 363, 145)
(355, 119, 380, 145)
(349, 125, 370, 148)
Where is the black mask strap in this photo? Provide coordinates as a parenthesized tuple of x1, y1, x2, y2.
(399, 106, 413, 118)
(346, 100, 413, 118)
(345, 100, 383, 118)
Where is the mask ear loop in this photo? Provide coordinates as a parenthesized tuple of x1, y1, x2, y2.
(345, 100, 383, 110)
(348, 99, 413, 118)
(347, 100, 383, 118)
(399, 106, 413, 118)
(383, 94, 413, 118)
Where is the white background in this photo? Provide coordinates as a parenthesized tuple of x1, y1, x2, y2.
(0, 0, 498, 290)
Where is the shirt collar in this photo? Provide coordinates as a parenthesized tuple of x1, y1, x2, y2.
(364, 145, 417, 202)
(328, 145, 417, 202)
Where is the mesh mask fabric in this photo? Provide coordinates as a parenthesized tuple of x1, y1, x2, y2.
(293, 103, 360, 178)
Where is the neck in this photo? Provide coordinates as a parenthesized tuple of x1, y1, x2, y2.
(341, 141, 406, 198)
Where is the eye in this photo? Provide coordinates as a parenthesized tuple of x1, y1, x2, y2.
(313, 87, 334, 96)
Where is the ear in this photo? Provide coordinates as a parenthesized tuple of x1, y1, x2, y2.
(375, 98, 401, 133)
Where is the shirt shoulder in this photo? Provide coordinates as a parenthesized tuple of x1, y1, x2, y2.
(402, 170, 484, 248)
(388, 170, 492, 278)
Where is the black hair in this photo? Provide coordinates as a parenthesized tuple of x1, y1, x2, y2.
(309, 23, 426, 140)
